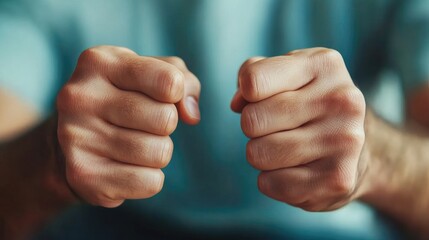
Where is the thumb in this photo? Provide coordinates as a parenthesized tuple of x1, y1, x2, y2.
(154, 56, 201, 125)
(176, 71, 201, 125)
(231, 56, 265, 113)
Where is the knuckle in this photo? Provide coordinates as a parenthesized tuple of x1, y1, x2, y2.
(157, 68, 184, 102)
(323, 129, 363, 150)
(66, 161, 94, 191)
(56, 85, 78, 112)
(311, 48, 344, 68)
(344, 88, 366, 116)
(341, 130, 365, 149)
(145, 170, 165, 197)
(157, 104, 178, 135)
(57, 123, 76, 148)
(158, 137, 174, 168)
(243, 57, 258, 65)
(321, 88, 365, 117)
(321, 48, 343, 62)
(257, 173, 270, 194)
(246, 140, 269, 170)
(240, 57, 261, 71)
(241, 104, 265, 138)
(324, 89, 349, 108)
(239, 64, 264, 101)
(328, 168, 355, 196)
(124, 136, 173, 168)
(165, 56, 186, 69)
(78, 47, 104, 66)
(57, 82, 102, 113)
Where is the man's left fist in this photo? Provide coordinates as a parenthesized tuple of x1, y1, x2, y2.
(231, 48, 368, 211)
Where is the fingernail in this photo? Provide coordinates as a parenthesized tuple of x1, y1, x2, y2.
(185, 96, 200, 120)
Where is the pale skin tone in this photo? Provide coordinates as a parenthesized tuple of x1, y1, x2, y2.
(0, 46, 428, 239)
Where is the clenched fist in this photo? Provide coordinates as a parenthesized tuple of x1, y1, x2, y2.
(231, 48, 367, 211)
(57, 46, 201, 207)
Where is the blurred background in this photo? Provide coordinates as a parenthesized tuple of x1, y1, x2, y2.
(2, 0, 428, 239)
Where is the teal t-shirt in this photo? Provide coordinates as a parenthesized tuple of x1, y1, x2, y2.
(1, 0, 429, 239)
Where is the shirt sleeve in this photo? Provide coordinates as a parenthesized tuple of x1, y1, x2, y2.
(389, 0, 429, 94)
(0, 5, 59, 116)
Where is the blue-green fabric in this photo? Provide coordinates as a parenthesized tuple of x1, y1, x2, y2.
(1, 0, 427, 239)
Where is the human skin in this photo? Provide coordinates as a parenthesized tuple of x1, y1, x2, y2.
(231, 49, 368, 212)
(56, 46, 202, 207)
(1, 46, 429, 239)
(230, 48, 429, 237)
(1, 45, 201, 239)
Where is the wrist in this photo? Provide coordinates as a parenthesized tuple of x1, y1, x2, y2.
(357, 110, 393, 200)
(355, 110, 429, 235)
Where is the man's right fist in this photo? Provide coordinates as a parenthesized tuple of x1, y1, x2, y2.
(56, 46, 201, 207)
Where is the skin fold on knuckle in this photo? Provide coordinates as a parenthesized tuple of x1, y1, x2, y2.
(156, 104, 178, 135)
(102, 168, 164, 201)
(126, 136, 172, 169)
(136, 136, 173, 168)
(158, 137, 174, 168)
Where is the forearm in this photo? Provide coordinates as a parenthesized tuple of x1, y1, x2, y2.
(360, 110, 429, 237)
(0, 115, 77, 239)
